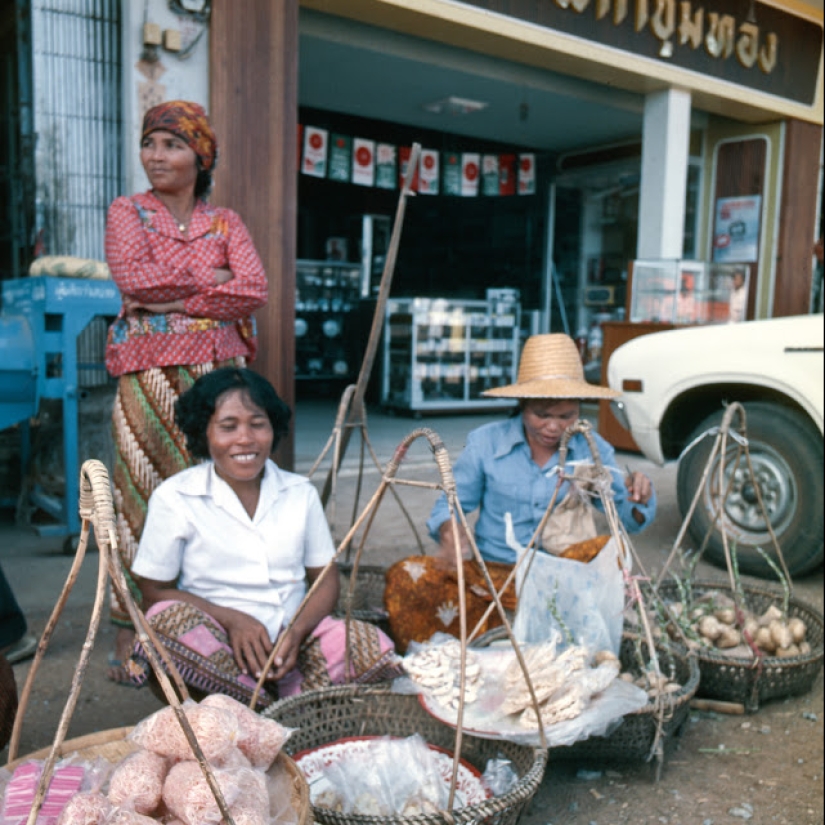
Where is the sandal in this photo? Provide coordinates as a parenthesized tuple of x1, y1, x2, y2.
(1, 633, 38, 665)
(106, 652, 145, 688)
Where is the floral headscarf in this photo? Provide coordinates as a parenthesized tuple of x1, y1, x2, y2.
(141, 100, 218, 172)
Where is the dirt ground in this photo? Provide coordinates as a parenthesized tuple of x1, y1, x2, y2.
(1, 450, 823, 825)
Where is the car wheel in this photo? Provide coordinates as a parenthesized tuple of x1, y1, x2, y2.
(676, 401, 824, 578)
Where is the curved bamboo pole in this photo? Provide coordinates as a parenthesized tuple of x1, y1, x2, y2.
(251, 426, 548, 815)
(8, 460, 237, 825)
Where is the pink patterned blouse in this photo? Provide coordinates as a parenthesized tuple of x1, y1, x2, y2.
(104, 191, 268, 377)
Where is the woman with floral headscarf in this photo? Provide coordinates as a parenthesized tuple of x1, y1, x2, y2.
(104, 100, 268, 683)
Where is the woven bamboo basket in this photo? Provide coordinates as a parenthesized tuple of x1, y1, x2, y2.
(3, 460, 312, 825)
(4, 727, 312, 824)
(471, 628, 699, 764)
(550, 634, 700, 763)
(334, 562, 390, 631)
(263, 683, 547, 825)
(657, 580, 825, 712)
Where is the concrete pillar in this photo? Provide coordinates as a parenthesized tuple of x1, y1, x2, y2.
(637, 89, 692, 260)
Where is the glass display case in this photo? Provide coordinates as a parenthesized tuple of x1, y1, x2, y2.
(295, 260, 362, 381)
(382, 290, 521, 412)
(629, 259, 746, 325)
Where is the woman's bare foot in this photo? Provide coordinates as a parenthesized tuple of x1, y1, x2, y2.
(106, 626, 137, 685)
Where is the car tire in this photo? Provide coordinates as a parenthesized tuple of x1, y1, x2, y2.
(676, 401, 824, 578)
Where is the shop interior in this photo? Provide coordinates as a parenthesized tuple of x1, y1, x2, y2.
(295, 10, 705, 406)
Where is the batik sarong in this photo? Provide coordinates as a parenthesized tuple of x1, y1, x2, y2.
(110, 359, 243, 624)
(127, 600, 404, 709)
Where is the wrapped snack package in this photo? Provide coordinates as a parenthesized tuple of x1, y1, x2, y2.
(312, 736, 447, 816)
(106, 810, 158, 824)
(129, 702, 239, 764)
(106, 749, 168, 815)
(263, 759, 300, 825)
(162, 760, 243, 825)
(213, 746, 252, 770)
(200, 694, 293, 770)
(1, 759, 85, 823)
(55, 790, 112, 825)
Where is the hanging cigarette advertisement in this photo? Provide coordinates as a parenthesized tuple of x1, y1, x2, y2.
(712, 195, 762, 263)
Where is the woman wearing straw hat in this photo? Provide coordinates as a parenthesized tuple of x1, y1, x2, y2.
(384, 333, 656, 652)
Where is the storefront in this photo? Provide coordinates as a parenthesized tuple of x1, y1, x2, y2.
(279, 1, 822, 410)
(1, 0, 820, 467)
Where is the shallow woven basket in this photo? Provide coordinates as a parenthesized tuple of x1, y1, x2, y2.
(550, 634, 700, 763)
(471, 628, 699, 764)
(4, 727, 311, 824)
(263, 682, 547, 825)
(657, 580, 825, 712)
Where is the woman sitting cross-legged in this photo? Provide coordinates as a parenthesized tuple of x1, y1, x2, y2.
(125, 367, 401, 707)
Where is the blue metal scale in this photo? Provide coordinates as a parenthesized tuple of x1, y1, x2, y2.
(0, 276, 121, 542)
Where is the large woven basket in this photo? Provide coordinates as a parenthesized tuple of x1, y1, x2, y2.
(334, 562, 389, 630)
(4, 727, 311, 824)
(263, 682, 547, 825)
(657, 580, 825, 712)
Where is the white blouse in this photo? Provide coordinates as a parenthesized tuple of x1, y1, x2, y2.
(132, 459, 335, 641)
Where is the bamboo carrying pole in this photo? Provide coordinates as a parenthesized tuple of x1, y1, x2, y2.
(252, 426, 549, 815)
(319, 143, 421, 509)
(6, 460, 240, 825)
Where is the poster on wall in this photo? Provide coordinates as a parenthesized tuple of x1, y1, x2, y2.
(302, 127, 328, 178)
(482, 155, 499, 196)
(461, 153, 480, 197)
(352, 138, 376, 186)
(418, 149, 440, 195)
(443, 153, 461, 195)
(518, 154, 536, 195)
(328, 134, 352, 182)
(712, 195, 762, 263)
(375, 143, 397, 189)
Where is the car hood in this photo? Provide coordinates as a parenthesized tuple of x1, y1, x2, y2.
(608, 314, 824, 433)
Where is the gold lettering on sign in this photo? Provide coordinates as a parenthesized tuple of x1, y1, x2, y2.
(595, 0, 629, 23)
(758, 32, 777, 72)
(636, 0, 649, 31)
(705, 12, 735, 57)
(556, 0, 780, 73)
(736, 22, 759, 67)
(678, 2, 704, 48)
(651, 0, 676, 55)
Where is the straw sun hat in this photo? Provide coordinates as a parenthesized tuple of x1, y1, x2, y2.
(482, 333, 620, 400)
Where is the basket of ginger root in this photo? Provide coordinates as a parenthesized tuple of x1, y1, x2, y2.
(655, 580, 824, 712)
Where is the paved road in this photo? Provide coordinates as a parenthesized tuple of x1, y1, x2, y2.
(1, 400, 821, 824)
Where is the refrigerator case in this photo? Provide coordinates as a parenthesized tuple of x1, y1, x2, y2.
(382, 293, 521, 412)
(359, 214, 392, 297)
(295, 260, 362, 380)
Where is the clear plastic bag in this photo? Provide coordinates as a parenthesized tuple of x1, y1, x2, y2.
(507, 515, 626, 655)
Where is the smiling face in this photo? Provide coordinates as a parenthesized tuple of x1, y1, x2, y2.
(206, 389, 274, 492)
(140, 129, 199, 197)
(521, 399, 581, 455)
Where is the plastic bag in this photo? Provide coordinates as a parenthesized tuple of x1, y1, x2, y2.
(309, 735, 454, 816)
(481, 756, 518, 797)
(507, 514, 626, 655)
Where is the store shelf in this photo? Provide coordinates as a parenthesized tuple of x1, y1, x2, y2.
(382, 292, 521, 412)
(296, 260, 362, 382)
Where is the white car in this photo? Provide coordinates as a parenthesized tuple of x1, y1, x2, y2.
(607, 314, 824, 577)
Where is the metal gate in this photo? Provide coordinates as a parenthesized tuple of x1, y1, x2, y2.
(31, 0, 123, 261)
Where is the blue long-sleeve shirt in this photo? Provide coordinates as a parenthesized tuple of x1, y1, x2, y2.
(427, 415, 657, 563)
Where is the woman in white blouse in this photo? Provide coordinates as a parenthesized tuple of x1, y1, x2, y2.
(125, 367, 400, 706)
